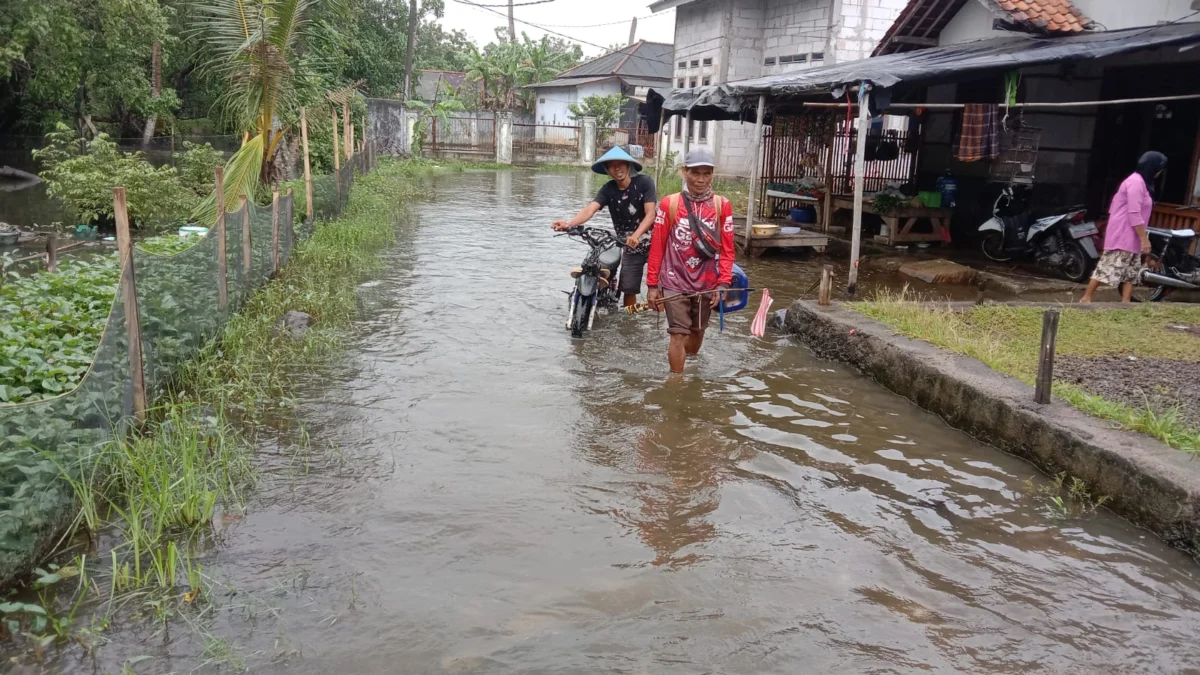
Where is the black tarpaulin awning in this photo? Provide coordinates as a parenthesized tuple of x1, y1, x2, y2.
(647, 21, 1200, 130)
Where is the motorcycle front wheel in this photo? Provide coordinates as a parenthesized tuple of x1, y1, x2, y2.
(1059, 240, 1092, 284)
(569, 290, 594, 339)
(980, 232, 1012, 262)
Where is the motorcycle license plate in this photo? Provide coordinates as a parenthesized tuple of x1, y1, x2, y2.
(1069, 222, 1099, 238)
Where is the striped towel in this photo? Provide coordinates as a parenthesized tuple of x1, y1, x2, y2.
(955, 104, 1000, 162)
(751, 289, 773, 337)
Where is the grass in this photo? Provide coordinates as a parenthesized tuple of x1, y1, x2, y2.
(850, 290, 1200, 454)
(1, 158, 424, 664)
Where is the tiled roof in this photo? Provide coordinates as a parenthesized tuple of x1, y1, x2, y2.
(557, 41, 674, 80)
(874, 0, 1092, 55)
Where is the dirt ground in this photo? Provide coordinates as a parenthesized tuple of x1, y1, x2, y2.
(1057, 355, 1200, 429)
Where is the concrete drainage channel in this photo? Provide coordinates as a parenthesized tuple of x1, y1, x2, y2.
(783, 300, 1200, 557)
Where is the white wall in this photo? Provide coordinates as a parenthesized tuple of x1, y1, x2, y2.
(1076, 0, 1197, 32)
(938, 0, 1007, 46)
(535, 86, 576, 125)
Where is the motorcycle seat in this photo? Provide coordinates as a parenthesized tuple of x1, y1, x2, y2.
(1148, 227, 1195, 238)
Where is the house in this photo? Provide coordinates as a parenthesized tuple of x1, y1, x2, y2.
(649, 0, 909, 174)
(414, 71, 481, 104)
(526, 41, 674, 131)
(869, 0, 1200, 222)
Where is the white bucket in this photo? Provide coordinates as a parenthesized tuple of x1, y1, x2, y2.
(179, 225, 209, 237)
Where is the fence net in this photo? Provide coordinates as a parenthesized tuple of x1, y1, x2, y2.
(0, 152, 368, 584)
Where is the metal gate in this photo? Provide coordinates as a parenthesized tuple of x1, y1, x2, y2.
(422, 112, 496, 160)
(513, 123, 580, 165)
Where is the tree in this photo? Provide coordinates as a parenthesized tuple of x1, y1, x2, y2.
(468, 32, 582, 111)
(569, 93, 626, 128)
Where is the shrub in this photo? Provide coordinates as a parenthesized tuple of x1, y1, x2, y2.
(173, 141, 225, 197)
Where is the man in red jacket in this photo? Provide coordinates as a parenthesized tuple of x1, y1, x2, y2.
(646, 147, 736, 373)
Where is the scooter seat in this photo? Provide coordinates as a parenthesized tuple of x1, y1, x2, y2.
(1148, 227, 1195, 238)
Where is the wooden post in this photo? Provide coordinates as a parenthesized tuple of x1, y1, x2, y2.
(683, 110, 692, 157)
(45, 234, 57, 273)
(1034, 308, 1061, 405)
(822, 123, 835, 233)
(343, 102, 352, 163)
(241, 201, 251, 275)
(333, 108, 342, 204)
(847, 87, 871, 295)
(818, 265, 833, 306)
(744, 94, 767, 252)
(271, 190, 280, 275)
(215, 167, 228, 310)
(113, 187, 147, 421)
(300, 106, 314, 220)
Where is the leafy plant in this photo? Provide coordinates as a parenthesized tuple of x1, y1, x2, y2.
(569, 93, 627, 129)
(406, 85, 467, 154)
(174, 142, 225, 197)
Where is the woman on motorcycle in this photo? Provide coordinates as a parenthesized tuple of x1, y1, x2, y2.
(1080, 150, 1168, 303)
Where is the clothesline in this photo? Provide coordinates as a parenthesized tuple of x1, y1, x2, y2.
(798, 92, 1200, 111)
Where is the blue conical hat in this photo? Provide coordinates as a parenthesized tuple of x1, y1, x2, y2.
(591, 146, 643, 175)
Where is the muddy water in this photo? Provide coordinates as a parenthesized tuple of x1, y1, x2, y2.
(41, 170, 1200, 673)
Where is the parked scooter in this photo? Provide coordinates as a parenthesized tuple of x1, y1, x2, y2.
(561, 226, 625, 339)
(1140, 213, 1200, 301)
(978, 185, 1100, 283)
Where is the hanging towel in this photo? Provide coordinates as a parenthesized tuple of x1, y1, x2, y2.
(955, 104, 1000, 162)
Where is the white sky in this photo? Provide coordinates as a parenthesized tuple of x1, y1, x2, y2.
(437, 0, 677, 56)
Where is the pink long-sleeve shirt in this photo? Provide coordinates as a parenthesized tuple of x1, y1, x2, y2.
(1104, 173, 1153, 254)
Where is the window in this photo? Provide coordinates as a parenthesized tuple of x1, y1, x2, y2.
(678, 78, 685, 88)
(702, 57, 712, 66)
(764, 56, 777, 66)
(702, 76, 711, 86)
(674, 116, 682, 141)
(779, 55, 794, 64)
(792, 54, 808, 63)
(678, 60, 686, 68)
(690, 59, 699, 67)
(811, 52, 825, 61)
(688, 120, 695, 141)
(539, 98, 546, 104)
(698, 121, 708, 142)
(690, 78, 697, 88)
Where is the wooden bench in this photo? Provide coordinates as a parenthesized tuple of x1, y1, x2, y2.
(831, 197, 954, 246)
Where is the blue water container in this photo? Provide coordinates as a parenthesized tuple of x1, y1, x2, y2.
(722, 264, 750, 312)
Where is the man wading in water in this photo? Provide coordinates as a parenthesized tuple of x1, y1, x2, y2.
(551, 147, 658, 308)
(646, 148, 735, 373)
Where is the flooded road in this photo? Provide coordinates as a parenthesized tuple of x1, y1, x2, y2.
(57, 170, 1200, 672)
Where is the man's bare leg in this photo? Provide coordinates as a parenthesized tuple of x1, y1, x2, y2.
(1120, 281, 1134, 302)
(668, 334, 688, 373)
(1080, 278, 1101, 303)
(624, 293, 638, 307)
(684, 331, 704, 356)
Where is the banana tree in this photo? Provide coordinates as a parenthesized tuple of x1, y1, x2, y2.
(190, 0, 325, 223)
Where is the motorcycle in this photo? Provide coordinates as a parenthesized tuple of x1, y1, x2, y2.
(1140, 214, 1200, 301)
(561, 226, 625, 339)
(978, 185, 1100, 283)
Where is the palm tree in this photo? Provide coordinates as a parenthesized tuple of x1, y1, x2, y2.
(190, 0, 326, 222)
(464, 44, 501, 109)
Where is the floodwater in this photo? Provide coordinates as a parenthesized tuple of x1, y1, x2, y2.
(22, 170, 1200, 673)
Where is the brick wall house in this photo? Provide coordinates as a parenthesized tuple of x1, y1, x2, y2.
(650, 0, 908, 175)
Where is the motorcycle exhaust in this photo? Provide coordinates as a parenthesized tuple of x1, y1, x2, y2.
(1141, 271, 1200, 290)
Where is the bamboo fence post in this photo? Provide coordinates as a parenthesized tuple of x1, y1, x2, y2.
(271, 190, 280, 275)
(818, 265, 833, 305)
(343, 102, 352, 163)
(847, 87, 871, 296)
(300, 106, 314, 220)
(744, 94, 767, 252)
(215, 167, 228, 310)
(241, 201, 251, 276)
(45, 234, 57, 273)
(113, 187, 147, 422)
(1035, 308, 1061, 404)
(333, 107, 342, 204)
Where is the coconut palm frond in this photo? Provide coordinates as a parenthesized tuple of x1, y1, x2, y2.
(191, 134, 266, 226)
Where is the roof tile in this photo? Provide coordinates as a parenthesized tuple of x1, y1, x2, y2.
(992, 0, 1092, 34)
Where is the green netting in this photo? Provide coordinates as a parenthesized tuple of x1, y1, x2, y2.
(0, 157, 365, 584)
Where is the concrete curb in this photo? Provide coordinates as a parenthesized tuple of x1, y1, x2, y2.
(783, 299, 1200, 557)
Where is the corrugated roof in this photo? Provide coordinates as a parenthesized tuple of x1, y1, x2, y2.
(558, 41, 674, 80)
(875, 0, 1093, 55)
(527, 76, 618, 89)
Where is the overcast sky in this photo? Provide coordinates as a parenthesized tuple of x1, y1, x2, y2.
(437, 0, 677, 56)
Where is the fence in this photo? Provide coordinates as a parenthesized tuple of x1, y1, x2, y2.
(512, 123, 580, 165)
(596, 127, 656, 163)
(421, 112, 496, 160)
(0, 142, 377, 585)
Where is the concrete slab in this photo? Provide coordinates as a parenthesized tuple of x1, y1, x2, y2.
(899, 259, 979, 285)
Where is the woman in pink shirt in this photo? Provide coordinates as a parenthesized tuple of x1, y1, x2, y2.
(1081, 151, 1168, 302)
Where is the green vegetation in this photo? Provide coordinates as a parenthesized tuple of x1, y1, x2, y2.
(851, 291, 1200, 454)
(464, 33, 583, 111)
(1025, 472, 1111, 520)
(590, 171, 751, 210)
(0, 158, 420, 662)
(569, 93, 628, 129)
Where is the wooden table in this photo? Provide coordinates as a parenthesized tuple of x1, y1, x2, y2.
(832, 197, 953, 246)
(734, 222, 829, 258)
(765, 189, 824, 229)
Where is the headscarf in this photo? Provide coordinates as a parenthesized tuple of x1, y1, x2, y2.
(1135, 151, 1168, 198)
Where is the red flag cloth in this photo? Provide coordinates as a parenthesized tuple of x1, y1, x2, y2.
(751, 289, 773, 337)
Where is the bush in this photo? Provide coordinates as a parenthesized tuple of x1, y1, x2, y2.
(173, 141, 225, 197)
(33, 124, 197, 231)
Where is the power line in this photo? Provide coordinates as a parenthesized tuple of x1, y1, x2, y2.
(458, 0, 557, 6)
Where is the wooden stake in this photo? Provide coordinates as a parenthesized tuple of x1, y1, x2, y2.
(300, 106, 314, 220)
(343, 102, 352, 162)
(1034, 308, 1061, 405)
(744, 94, 767, 253)
(271, 190, 280, 275)
(818, 265, 833, 306)
(45, 234, 57, 273)
(215, 167, 228, 310)
(241, 202, 252, 275)
(847, 87, 871, 296)
(333, 108, 341, 172)
(113, 187, 147, 422)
